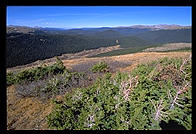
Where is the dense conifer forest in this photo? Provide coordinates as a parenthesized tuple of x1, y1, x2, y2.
(6, 26, 191, 67)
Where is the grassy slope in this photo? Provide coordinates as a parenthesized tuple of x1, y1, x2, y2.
(90, 46, 146, 57)
(91, 44, 191, 58)
(7, 51, 191, 130)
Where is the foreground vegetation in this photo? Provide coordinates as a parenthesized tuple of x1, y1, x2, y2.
(7, 57, 88, 100)
(6, 57, 66, 86)
(7, 55, 192, 130)
(46, 56, 192, 130)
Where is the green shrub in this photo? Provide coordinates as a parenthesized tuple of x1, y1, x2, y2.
(6, 57, 66, 86)
(27, 70, 86, 100)
(90, 61, 109, 73)
(47, 57, 192, 130)
(6, 72, 16, 86)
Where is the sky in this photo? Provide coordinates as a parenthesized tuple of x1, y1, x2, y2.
(7, 6, 192, 29)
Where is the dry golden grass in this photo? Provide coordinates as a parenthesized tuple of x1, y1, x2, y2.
(63, 51, 191, 72)
(7, 85, 54, 130)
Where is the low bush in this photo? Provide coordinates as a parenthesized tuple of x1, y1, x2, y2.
(90, 61, 109, 73)
(15, 70, 86, 100)
(6, 57, 66, 86)
(47, 57, 192, 130)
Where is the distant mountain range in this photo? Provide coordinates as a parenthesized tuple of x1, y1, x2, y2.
(129, 24, 191, 30)
(7, 24, 191, 33)
(6, 25, 191, 67)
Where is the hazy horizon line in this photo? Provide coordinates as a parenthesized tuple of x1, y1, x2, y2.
(7, 24, 192, 30)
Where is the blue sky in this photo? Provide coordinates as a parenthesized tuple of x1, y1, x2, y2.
(7, 6, 192, 28)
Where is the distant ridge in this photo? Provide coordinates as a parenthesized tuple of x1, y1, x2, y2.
(129, 24, 191, 30)
(7, 24, 191, 33)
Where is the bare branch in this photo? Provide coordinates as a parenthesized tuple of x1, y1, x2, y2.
(160, 111, 169, 115)
(167, 89, 172, 101)
(170, 81, 190, 109)
(153, 98, 167, 121)
(170, 93, 179, 110)
(150, 99, 156, 110)
(174, 102, 184, 108)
